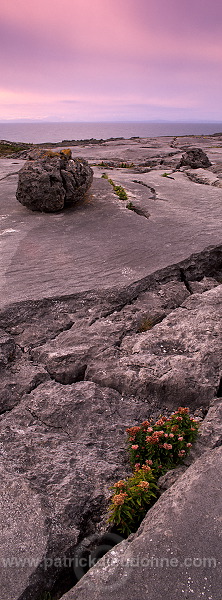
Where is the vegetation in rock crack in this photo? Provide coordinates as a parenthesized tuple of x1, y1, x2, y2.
(118, 161, 135, 168)
(161, 172, 175, 179)
(99, 161, 134, 168)
(108, 407, 199, 535)
(126, 201, 134, 210)
(136, 315, 163, 332)
(108, 467, 158, 536)
(101, 173, 128, 200)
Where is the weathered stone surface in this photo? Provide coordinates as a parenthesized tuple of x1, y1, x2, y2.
(1, 133, 222, 600)
(61, 443, 222, 600)
(189, 276, 219, 294)
(29, 280, 190, 386)
(0, 356, 49, 413)
(85, 285, 222, 410)
(0, 247, 221, 415)
(1, 135, 222, 306)
(1, 385, 222, 600)
(0, 380, 151, 599)
(16, 152, 93, 212)
(0, 468, 48, 600)
(0, 272, 221, 598)
(0, 328, 16, 368)
(191, 398, 222, 454)
(177, 147, 212, 169)
(185, 167, 222, 186)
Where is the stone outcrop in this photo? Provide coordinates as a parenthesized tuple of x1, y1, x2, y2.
(0, 380, 152, 600)
(84, 284, 221, 409)
(0, 246, 221, 599)
(16, 150, 93, 212)
(1, 129, 222, 599)
(61, 405, 222, 600)
(177, 147, 212, 169)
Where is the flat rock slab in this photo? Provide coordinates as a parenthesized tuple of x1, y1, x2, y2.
(61, 444, 222, 600)
(0, 468, 48, 600)
(1, 134, 222, 309)
(0, 380, 152, 599)
(84, 284, 222, 409)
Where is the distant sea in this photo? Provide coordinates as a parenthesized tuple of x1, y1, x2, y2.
(1, 122, 222, 144)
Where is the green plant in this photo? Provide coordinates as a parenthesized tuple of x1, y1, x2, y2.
(101, 174, 128, 200)
(108, 407, 199, 535)
(113, 184, 128, 200)
(108, 466, 158, 535)
(127, 407, 199, 476)
(126, 201, 134, 210)
(161, 172, 175, 180)
(0, 142, 30, 157)
(119, 162, 135, 168)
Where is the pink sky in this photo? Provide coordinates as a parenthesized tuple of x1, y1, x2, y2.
(1, 0, 222, 121)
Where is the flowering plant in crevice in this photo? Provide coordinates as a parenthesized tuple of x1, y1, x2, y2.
(127, 407, 199, 477)
(108, 407, 199, 535)
(108, 465, 158, 536)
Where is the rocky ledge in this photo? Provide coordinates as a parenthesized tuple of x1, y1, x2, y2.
(0, 244, 222, 600)
(0, 134, 222, 600)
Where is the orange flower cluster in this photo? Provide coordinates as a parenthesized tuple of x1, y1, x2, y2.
(114, 480, 126, 489)
(126, 426, 141, 435)
(141, 464, 152, 473)
(155, 416, 167, 426)
(126, 425, 141, 441)
(112, 492, 128, 506)
(137, 481, 150, 490)
(146, 430, 164, 444)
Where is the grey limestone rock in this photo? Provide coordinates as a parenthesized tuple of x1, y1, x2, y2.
(16, 151, 93, 212)
(84, 285, 222, 410)
(0, 329, 16, 368)
(0, 380, 151, 599)
(0, 246, 221, 599)
(61, 441, 222, 600)
(177, 147, 212, 169)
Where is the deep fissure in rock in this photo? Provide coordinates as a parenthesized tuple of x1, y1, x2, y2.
(180, 268, 193, 294)
(217, 377, 222, 398)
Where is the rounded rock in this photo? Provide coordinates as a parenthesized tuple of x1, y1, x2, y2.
(16, 150, 93, 212)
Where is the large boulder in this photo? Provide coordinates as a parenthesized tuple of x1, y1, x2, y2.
(16, 150, 93, 212)
(177, 147, 212, 169)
